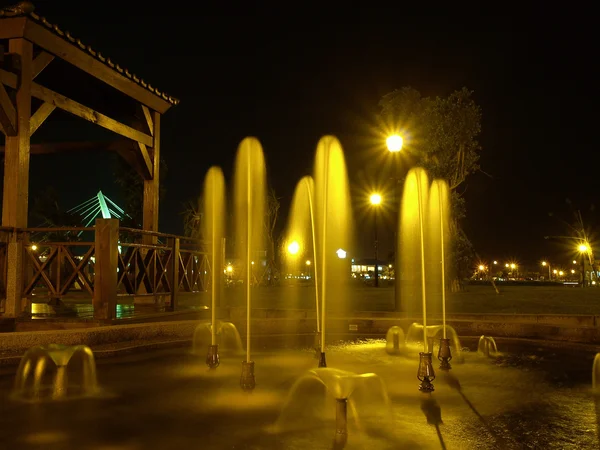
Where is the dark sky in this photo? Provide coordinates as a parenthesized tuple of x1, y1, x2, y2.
(1, 4, 596, 268)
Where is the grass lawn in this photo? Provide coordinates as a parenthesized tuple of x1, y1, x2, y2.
(208, 283, 600, 316)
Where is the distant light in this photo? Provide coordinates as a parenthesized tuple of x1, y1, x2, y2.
(578, 244, 590, 253)
(369, 193, 382, 205)
(336, 249, 347, 259)
(541, 261, 547, 266)
(226, 265, 233, 273)
(478, 265, 485, 271)
(493, 260, 498, 265)
(386, 135, 403, 152)
(305, 260, 311, 266)
(30, 244, 38, 251)
(287, 241, 300, 255)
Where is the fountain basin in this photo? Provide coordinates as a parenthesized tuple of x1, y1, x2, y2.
(0, 338, 598, 449)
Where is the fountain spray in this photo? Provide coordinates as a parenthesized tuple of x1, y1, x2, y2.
(318, 154, 329, 369)
(435, 180, 452, 370)
(305, 178, 321, 356)
(205, 168, 223, 369)
(241, 148, 255, 391)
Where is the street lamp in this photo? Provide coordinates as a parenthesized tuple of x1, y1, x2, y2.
(369, 193, 382, 287)
(578, 242, 591, 287)
(287, 241, 300, 255)
(541, 261, 551, 281)
(386, 135, 403, 152)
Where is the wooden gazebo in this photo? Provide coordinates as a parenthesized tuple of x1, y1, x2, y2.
(0, 2, 178, 317)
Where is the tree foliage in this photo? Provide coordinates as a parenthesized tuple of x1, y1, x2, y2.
(112, 154, 168, 228)
(379, 87, 482, 283)
(379, 86, 482, 190)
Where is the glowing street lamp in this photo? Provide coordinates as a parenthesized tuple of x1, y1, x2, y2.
(541, 261, 552, 281)
(369, 193, 382, 205)
(336, 249, 347, 259)
(30, 244, 38, 251)
(578, 242, 591, 287)
(287, 241, 300, 255)
(386, 134, 403, 152)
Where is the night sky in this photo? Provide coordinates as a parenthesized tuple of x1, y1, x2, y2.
(1, 4, 595, 268)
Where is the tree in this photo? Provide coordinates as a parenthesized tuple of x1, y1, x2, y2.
(260, 188, 281, 285)
(182, 197, 203, 240)
(29, 186, 82, 242)
(379, 86, 482, 286)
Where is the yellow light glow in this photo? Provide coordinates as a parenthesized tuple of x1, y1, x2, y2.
(226, 265, 233, 273)
(305, 260, 311, 266)
(578, 244, 590, 252)
(478, 265, 485, 271)
(571, 269, 575, 274)
(287, 241, 300, 255)
(505, 263, 509, 268)
(369, 193, 382, 205)
(573, 260, 577, 264)
(31, 244, 38, 251)
(510, 263, 516, 269)
(386, 134, 403, 152)
(553, 269, 558, 274)
(493, 260, 498, 265)
(559, 270, 564, 276)
(542, 261, 547, 266)
(336, 248, 347, 259)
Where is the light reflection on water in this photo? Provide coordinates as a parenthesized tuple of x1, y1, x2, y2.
(30, 303, 208, 319)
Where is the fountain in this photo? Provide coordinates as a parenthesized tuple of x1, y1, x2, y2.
(477, 335, 498, 358)
(192, 321, 244, 357)
(399, 168, 453, 389)
(385, 325, 406, 355)
(272, 367, 391, 445)
(202, 166, 226, 369)
(405, 323, 464, 363)
(234, 137, 266, 391)
(12, 344, 98, 401)
(312, 136, 352, 367)
(285, 176, 321, 356)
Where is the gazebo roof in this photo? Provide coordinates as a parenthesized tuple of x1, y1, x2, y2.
(0, 2, 179, 113)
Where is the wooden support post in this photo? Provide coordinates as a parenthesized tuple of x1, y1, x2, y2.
(142, 111, 160, 244)
(93, 218, 119, 320)
(168, 237, 180, 312)
(2, 38, 33, 317)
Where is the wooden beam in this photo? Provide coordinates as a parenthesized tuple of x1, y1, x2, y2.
(32, 51, 55, 79)
(0, 81, 16, 135)
(141, 104, 153, 136)
(22, 18, 173, 114)
(137, 142, 153, 180)
(0, 140, 130, 154)
(0, 68, 153, 146)
(2, 38, 33, 317)
(0, 17, 27, 39)
(143, 111, 161, 242)
(29, 102, 55, 135)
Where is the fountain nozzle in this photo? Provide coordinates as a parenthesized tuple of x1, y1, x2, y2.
(240, 360, 255, 392)
(318, 352, 327, 368)
(314, 332, 321, 359)
(437, 338, 452, 371)
(417, 352, 436, 393)
(206, 344, 220, 369)
(335, 398, 348, 446)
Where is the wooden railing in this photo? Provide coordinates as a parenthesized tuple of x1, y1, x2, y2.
(0, 220, 210, 318)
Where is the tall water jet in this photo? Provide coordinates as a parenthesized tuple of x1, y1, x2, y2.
(428, 179, 451, 369)
(234, 137, 266, 391)
(313, 136, 352, 367)
(285, 176, 321, 353)
(203, 166, 226, 369)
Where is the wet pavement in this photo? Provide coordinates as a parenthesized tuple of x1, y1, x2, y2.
(0, 339, 598, 449)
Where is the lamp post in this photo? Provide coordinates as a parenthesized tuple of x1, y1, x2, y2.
(387, 135, 403, 309)
(369, 193, 382, 287)
(541, 261, 551, 281)
(578, 243, 590, 288)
